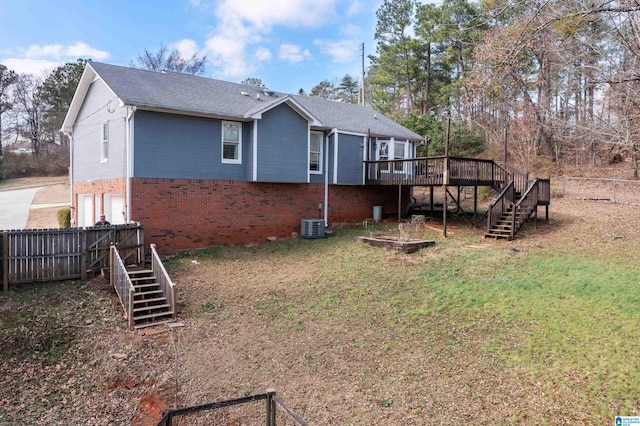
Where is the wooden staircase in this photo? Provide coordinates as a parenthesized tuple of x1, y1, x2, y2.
(127, 267, 175, 329)
(485, 201, 536, 240)
(111, 244, 177, 330)
(485, 175, 549, 240)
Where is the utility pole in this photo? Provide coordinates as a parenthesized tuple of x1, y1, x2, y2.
(360, 42, 365, 106)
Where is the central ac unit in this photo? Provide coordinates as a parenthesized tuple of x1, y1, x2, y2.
(301, 219, 326, 239)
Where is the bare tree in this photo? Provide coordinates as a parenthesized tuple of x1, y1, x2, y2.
(13, 74, 45, 156)
(132, 43, 207, 75)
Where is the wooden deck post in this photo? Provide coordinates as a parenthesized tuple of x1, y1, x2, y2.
(473, 186, 478, 227)
(398, 184, 402, 222)
(443, 185, 448, 238)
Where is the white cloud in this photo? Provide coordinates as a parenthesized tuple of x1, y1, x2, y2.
(340, 23, 363, 38)
(278, 44, 311, 63)
(24, 42, 108, 61)
(215, 0, 337, 30)
(0, 58, 61, 76)
(1, 42, 109, 76)
(254, 47, 272, 61)
(203, 0, 337, 77)
(168, 39, 202, 59)
(313, 39, 358, 63)
(347, 0, 365, 16)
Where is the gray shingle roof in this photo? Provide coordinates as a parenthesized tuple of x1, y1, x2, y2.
(88, 62, 422, 141)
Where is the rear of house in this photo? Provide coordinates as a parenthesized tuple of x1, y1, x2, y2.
(63, 62, 422, 251)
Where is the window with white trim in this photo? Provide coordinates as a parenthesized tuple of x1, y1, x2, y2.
(309, 131, 323, 173)
(101, 121, 109, 162)
(222, 121, 242, 163)
(394, 141, 406, 172)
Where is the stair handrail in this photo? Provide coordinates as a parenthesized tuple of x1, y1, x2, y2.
(496, 161, 530, 195)
(110, 244, 136, 330)
(150, 244, 176, 319)
(487, 180, 515, 233)
(512, 179, 542, 236)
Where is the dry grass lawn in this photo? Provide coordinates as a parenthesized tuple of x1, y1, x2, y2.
(1, 177, 640, 425)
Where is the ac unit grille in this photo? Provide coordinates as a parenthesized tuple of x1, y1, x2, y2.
(301, 219, 325, 239)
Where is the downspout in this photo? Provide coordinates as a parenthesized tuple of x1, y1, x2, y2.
(125, 106, 136, 223)
(325, 128, 337, 227)
(64, 130, 74, 225)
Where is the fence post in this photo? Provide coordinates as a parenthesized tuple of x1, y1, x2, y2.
(612, 180, 617, 203)
(81, 229, 88, 281)
(3, 231, 8, 292)
(265, 388, 276, 426)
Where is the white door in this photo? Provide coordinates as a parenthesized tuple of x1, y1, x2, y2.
(104, 194, 125, 225)
(77, 194, 93, 227)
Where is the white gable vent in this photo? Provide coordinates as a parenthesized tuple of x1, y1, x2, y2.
(301, 219, 326, 239)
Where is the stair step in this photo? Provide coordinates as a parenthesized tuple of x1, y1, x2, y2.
(133, 297, 167, 305)
(127, 269, 153, 275)
(134, 289, 164, 298)
(130, 276, 156, 282)
(133, 303, 171, 313)
(134, 310, 174, 321)
(133, 318, 175, 330)
(134, 282, 160, 290)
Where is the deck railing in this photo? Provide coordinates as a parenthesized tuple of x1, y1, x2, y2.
(150, 243, 176, 319)
(110, 245, 135, 330)
(365, 156, 501, 186)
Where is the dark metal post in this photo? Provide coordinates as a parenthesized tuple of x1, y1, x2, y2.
(266, 388, 276, 426)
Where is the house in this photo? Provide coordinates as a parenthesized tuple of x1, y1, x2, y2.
(62, 62, 423, 251)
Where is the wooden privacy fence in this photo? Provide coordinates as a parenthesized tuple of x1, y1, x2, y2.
(1, 223, 144, 291)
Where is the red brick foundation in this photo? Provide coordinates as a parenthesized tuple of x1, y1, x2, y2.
(130, 178, 410, 252)
(72, 179, 126, 225)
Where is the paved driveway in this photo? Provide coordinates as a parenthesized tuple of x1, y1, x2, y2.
(0, 186, 42, 230)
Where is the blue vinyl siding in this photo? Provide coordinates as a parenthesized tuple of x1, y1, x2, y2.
(328, 133, 335, 183)
(133, 111, 249, 180)
(336, 133, 365, 185)
(72, 79, 127, 182)
(256, 103, 308, 183)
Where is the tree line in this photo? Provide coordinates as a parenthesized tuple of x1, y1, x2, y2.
(4, 0, 640, 178)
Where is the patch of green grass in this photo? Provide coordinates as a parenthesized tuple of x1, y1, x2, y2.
(408, 251, 640, 414)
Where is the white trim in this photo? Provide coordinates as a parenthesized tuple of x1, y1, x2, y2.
(125, 106, 136, 223)
(221, 120, 242, 164)
(333, 129, 367, 137)
(333, 130, 339, 184)
(309, 130, 323, 177)
(246, 96, 322, 126)
(100, 120, 109, 163)
(252, 119, 258, 181)
(362, 135, 367, 185)
(324, 133, 329, 227)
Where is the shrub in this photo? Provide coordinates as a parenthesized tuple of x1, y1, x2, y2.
(57, 208, 71, 228)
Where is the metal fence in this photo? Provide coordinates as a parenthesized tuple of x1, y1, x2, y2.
(1, 223, 144, 291)
(155, 389, 308, 426)
(552, 175, 640, 204)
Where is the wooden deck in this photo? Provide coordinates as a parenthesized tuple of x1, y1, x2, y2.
(364, 156, 509, 188)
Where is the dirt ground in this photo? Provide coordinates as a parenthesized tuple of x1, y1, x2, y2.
(2, 173, 640, 424)
(26, 182, 70, 229)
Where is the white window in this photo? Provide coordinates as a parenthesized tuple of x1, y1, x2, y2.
(394, 141, 406, 172)
(309, 131, 323, 174)
(222, 121, 242, 164)
(101, 121, 109, 162)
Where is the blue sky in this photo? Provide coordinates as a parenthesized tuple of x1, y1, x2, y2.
(0, 0, 391, 94)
